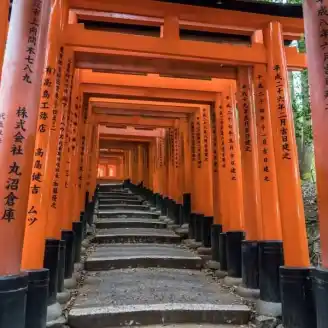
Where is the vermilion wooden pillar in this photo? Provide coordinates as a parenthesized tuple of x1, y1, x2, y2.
(190, 114, 199, 214)
(199, 106, 214, 217)
(180, 118, 192, 197)
(214, 94, 229, 228)
(220, 86, 245, 280)
(222, 87, 244, 232)
(298, 2, 328, 326)
(21, 0, 63, 269)
(0, 0, 51, 275)
(62, 70, 82, 230)
(265, 22, 309, 268)
(0, 0, 9, 79)
(253, 64, 282, 241)
(236, 67, 262, 241)
(46, 48, 74, 239)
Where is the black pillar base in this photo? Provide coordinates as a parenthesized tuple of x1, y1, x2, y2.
(259, 241, 284, 304)
(241, 240, 259, 289)
(211, 224, 222, 262)
(194, 214, 203, 242)
(219, 232, 227, 271)
(61, 230, 75, 279)
(25, 269, 49, 328)
(43, 239, 60, 305)
(183, 193, 191, 224)
(72, 221, 83, 263)
(226, 231, 244, 278)
(155, 193, 161, 211)
(161, 197, 168, 216)
(280, 266, 316, 328)
(80, 211, 86, 239)
(57, 240, 66, 293)
(0, 273, 27, 328)
(177, 204, 183, 225)
(189, 213, 196, 239)
(312, 267, 328, 328)
(202, 216, 213, 248)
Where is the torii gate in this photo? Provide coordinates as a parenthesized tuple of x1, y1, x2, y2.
(0, 1, 326, 328)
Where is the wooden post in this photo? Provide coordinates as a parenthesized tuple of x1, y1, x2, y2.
(222, 86, 244, 232)
(236, 67, 262, 241)
(199, 106, 214, 217)
(253, 64, 282, 241)
(264, 22, 310, 267)
(46, 48, 74, 239)
(214, 95, 229, 228)
(0, 0, 51, 275)
(21, 0, 62, 269)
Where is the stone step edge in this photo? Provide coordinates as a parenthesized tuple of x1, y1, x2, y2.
(68, 303, 250, 327)
(84, 255, 203, 271)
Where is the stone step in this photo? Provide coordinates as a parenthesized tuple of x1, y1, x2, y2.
(97, 209, 160, 220)
(96, 218, 166, 229)
(93, 227, 181, 244)
(98, 191, 130, 196)
(98, 198, 143, 205)
(98, 204, 150, 211)
(68, 268, 250, 328)
(98, 194, 141, 201)
(84, 244, 202, 271)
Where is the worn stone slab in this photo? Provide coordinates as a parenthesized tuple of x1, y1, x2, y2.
(98, 198, 143, 205)
(96, 218, 166, 229)
(93, 228, 181, 244)
(84, 244, 202, 270)
(98, 204, 150, 211)
(69, 268, 250, 328)
(99, 195, 141, 201)
(97, 209, 160, 219)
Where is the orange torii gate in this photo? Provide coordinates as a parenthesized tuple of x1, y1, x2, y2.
(0, 1, 325, 328)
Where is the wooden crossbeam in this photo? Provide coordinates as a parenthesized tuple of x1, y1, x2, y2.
(68, 0, 304, 35)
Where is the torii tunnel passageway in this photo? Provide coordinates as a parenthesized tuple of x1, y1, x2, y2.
(0, 0, 328, 328)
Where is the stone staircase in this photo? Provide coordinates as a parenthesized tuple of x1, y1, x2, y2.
(68, 183, 251, 328)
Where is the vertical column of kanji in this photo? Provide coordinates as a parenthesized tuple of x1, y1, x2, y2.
(90, 124, 99, 196)
(237, 67, 262, 241)
(0, 0, 10, 79)
(211, 95, 227, 266)
(198, 106, 214, 250)
(0, 0, 51, 274)
(222, 86, 245, 282)
(215, 96, 228, 230)
(159, 136, 165, 196)
(137, 144, 143, 185)
(165, 131, 170, 197)
(79, 102, 92, 212)
(152, 138, 159, 192)
(46, 48, 74, 239)
(173, 126, 181, 203)
(190, 114, 198, 214)
(166, 129, 172, 198)
(236, 67, 263, 294)
(143, 145, 150, 188)
(264, 21, 311, 323)
(74, 98, 87, 219)
(21, 0, 61, 270)
(180, 118, 192, 226)
(86, 124, 96, 195)
(252, 64, 283, 313)
(210, 103, 220, 224)
(193, 110, 204, 245)
(200, 106, 214, 217)
(131, 147, 137, 184)
(62, 69, 80, 229)
(67, 83, 84, 223)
